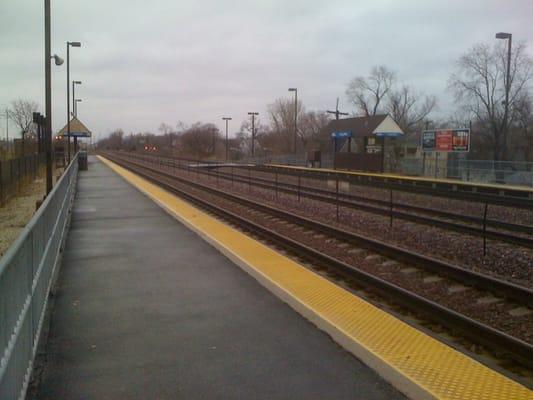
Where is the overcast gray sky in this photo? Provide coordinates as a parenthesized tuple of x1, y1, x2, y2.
(1, 0, 532, 140)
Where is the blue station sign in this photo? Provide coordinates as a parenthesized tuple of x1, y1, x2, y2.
(331, 131, 352, 139)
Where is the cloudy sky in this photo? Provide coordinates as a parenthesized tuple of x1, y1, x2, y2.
(1, 0, 532, 140)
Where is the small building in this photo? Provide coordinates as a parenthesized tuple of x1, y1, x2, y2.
(326, 114, 404, 172)
(55, 117, 92, 165)
(56, 117, 92, 140)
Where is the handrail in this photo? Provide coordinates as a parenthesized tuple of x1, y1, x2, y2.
(0, 153, 79, 399)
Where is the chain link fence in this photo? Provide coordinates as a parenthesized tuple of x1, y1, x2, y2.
(398, 158, 533, 186)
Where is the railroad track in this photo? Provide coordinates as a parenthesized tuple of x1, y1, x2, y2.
(104, 152, 533, 369)
(135, 152, 533, 248)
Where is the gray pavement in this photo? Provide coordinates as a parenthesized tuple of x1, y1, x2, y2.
(34, 157, 404, 400)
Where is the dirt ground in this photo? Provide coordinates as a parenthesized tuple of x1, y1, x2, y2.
(0, 168, 64, 258)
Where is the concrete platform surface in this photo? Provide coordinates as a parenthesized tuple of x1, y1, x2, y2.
(33, 157, 403, 400)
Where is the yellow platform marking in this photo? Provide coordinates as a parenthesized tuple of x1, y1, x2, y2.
(99, 156, 532, 400)
(266, 163, 533, 193)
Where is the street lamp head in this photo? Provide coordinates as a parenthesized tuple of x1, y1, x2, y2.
(69, 41, 82, 47)
(76, 99, 82, 103)
(73, 80, 82, 84)
(248, 112, 259, 116)
(288, 88, 297, 92)
(52, 54, 64, 66)
(495, 32, 512, 39)
(222, 117, 232, 121)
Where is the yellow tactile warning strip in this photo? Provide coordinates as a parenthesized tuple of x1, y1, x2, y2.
(266, 163, 533, 193)
(99, 156, 533, 400)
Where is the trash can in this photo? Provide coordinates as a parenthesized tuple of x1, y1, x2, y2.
(78, 151, 88, 171)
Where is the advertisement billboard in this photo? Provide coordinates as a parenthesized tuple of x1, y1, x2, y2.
(421, 129, 470, 152)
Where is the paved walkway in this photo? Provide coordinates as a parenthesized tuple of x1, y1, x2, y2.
(34, 157, 403, 399)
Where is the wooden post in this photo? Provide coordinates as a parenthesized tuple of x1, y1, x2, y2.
(275, 171, 278, 199)
(390, 189, 393, 227)
(297, 174, 301, 202)
(483, 203, 488, 256)
(336, 177, 339, 222)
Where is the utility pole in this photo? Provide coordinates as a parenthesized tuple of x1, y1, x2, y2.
(327, 98, 349, 120)
(45, 0, 53, 194)
(495, 32, 512, 162)
(248, 112, 258, 157)
(4, 108, 9, 159)
(327, 98, 349, 152)
(222, 117, 232, 161)
(288, 88, 298, 153)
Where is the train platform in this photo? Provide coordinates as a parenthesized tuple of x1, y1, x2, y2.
(258, 164, 533, 207)
(263, 163, 533, 193)
(33, 156, 404, 399)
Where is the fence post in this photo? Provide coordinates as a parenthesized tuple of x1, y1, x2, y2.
(275, 171, 278, 199)
(297, 174, 301, 202)
(248, 168, 251, 193)
(483, 203, 488, 256)
(336, 177, 339, 222)
(231, 166, 234, 187)
(390, 189, 393, 227)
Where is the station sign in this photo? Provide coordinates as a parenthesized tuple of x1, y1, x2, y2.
(364, 136, 381, 154)
(421, 129, 470, 152)
(331, 131, 352, 139)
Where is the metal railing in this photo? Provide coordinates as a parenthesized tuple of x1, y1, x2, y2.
(0, 153, 78, 400)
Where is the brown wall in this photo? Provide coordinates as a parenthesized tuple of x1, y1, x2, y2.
(334, 153, 382, 172)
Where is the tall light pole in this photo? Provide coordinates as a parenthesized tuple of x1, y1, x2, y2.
(74, 98, 82, 117)
(45, 1, 64, 194)
(495, 32, 512, 162)
(72, 81, 82, 116)
(72, 81, 82, 154)
(222, 117, 232, 161)
(248, 112, 259, 157)
(66, 41, 81, 163)
(288, 88, 298, 153)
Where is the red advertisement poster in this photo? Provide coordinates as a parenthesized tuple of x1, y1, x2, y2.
(436, 130, 453, 151)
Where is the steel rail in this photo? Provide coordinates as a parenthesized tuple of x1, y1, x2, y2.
(138, 153, 533, 248)
(104, 152, 533, 369)
(214, 165, 533, 235)
(134, 152, 533, 235)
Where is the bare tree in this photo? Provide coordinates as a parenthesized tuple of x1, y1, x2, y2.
(387, 86, 437, 135)
(237, 118, 270, 155)
(180, 123, 220, 158)
(267, 97, 303, 152)
(449, 41, 533, 161)
(158, 123, 173, 135)
(346, 66, 395, 116)
(7, 99, 39, 155)
(297, 111, 331, 150)
(7, 99, 39, 133)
